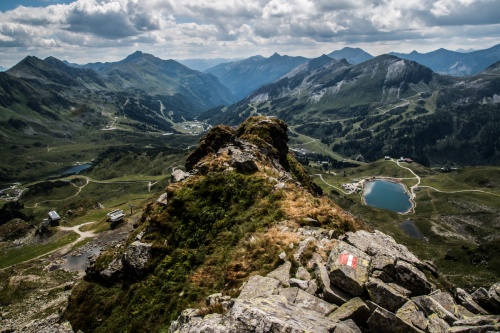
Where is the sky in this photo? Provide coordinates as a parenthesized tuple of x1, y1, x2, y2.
(0, 0, 499, 68)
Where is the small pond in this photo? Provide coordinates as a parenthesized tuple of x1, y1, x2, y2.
(400, 219, 425, 240)
(60, 163, 92, 176)
(363, 180, 413, 213)
(51, 246, 102, 272)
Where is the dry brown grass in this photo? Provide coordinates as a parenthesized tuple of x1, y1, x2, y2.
(279, 187, 364, 232)
(223, 227, 302, 287)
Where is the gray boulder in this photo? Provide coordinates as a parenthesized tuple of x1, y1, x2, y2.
(341, 319, 363, 333)
(306, 279, 318, 295)
(293, 237, 317, 265)
(472, 284, 500, 314)
(366, 277, 410, 312)
(290, 278, 309, 290)
(456, 288, 489, 315)
(171, 169, 190, 183)
(412, 295, 458, 325)
(278, 287, 338, 316)
(447, 326, 499, 333)
(296, 266, 312, 281)
(489, 283, 500, 307)
(100, 258, 124, 280)
(368, 307, 425, 333)
(430, 290, 456, 313)
(315, 263, 352, 305)
(333, 321, 362, 333)
(266, 261, 291, 287)
(343, 230, 423, 268)
(229, 148, 258, 173)
(394, 260, 432, 296)
(156, 192, 168, 205)
(122, 241, 152, 274)
(326, 240, 372, 296)
(328, 297, 371, 327)
(396, 300, 428, 331)
(370, 254, 396, 278)
(453, 315, 500, 327)
(238, 275, 280, 300)
(222, 295, 339, 332)
(426, 314, 450, 333)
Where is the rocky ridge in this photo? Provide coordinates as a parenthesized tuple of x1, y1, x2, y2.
(170, 229, 500, 333)
(61, 116, 498, 332)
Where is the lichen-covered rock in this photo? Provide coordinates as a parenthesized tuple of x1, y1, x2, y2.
(453, 315, 500, 327)
(412, 295, 458, 325)
(366, 277, 410, 312)
(367, 307, 425, 333)
(228, 147, 258, 173)
(315, 263, 352, 305)
(171, 169, 190, 183)
(430, 290, 456, 313)
(370, 254, 396, 278)
(472, 287, 496, 312)
(238, 275, 280, 300)
(296, 266, 312, 281)
(306, 279, 318, 295)
(293, 237, 316, 265)
(456, 288, 490, 315)
(122, 241, 152, 274)
(394, 260, 432, 296)
(222, 295, 339, 332)
(343, 230, 423, 268)
(266, 260, 291, 287)
(328, 297, 371, 327)
(396, 300, 428, 331)
(290, 278, 309, 290)
(447, 325, 499, 333)
(327, 240, 371, 296)
(292, 288, 338, 315)
(427, 314, 450, 333)
(18, 313, 74, 333)
(156, 192, 168, 205)
(341, 319, 363, 333)
(100, 258, 124, 280)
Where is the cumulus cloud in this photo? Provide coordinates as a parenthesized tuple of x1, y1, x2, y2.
(0, 0, 499, 66)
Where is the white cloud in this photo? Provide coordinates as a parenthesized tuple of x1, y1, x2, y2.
(0, 0, 498, 67)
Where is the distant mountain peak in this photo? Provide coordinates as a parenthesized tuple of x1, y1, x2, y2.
(270, 52, 281, 59)
(327, 47, 373, 65)
(121, 50, 155, 63)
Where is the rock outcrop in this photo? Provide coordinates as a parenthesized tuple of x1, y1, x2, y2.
(170, 230, 500, 333)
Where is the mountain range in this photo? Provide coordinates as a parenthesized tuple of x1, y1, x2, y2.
(0, 52, 234, 140)
(1, 45, 500, 171)
(204, 53, 309, 100)
(390, 44, 500, 76)
(209, 55, 500, 166)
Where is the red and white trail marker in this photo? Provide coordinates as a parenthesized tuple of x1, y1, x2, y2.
(338, 253, 357, 269)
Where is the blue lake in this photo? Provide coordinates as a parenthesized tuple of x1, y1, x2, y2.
(60, 163, 92, 176)
(363, 180, 412, 213)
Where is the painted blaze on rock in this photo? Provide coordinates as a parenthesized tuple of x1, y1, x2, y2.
(327, 241, 371, 296)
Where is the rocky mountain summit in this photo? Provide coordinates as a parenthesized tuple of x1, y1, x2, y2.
(171, 229, 500, 333)
(60, 116, 498, 332)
